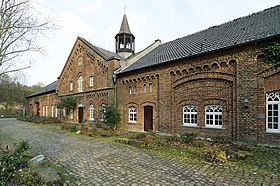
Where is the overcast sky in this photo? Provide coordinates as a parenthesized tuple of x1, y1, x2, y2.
(20, 0, 280, 86)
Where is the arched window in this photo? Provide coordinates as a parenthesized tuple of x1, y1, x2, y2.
(183, 105, 197, 126)
(89, 76, 94, 87)
(42, 105, 45, 116)
(45, 105, 48, 116)
(267, 91, 280, 132)
(129, 107, 137, 123)
(149, 83, 153, 92)
(90, 104, 95, 121)
(70, 81, 73, 91)
(78, 75, 83, 92)
(55, 105, 58, 117)
(70, 109, 73, 119)
(51, 105, 54, 117)
(99, 103, 106, 122)
(205, 105, 223, 128)
(143, 84, 147, 93)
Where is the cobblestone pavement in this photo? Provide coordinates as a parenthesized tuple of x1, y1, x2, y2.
(0, 119, 279, 186)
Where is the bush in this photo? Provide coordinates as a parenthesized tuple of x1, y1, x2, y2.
(204, 144, 228, 164)
(14, 140, 29, 155)
(70, 124, 78, 132)
(102, 105, 121, 129)
(180, 133, 197, 143)
(212, 136, 232, 144)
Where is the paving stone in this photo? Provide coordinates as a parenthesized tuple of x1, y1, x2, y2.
(0, 118, 279, 185)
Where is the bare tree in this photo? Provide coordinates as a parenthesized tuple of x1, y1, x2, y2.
(0, 0, 56, 76)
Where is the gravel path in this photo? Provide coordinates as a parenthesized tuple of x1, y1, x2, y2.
(0, 118, 279, 185)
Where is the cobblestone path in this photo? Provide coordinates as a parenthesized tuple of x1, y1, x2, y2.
(0, 119, 279, 185)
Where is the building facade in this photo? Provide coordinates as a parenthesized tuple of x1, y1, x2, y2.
(27, 5, 280, 144)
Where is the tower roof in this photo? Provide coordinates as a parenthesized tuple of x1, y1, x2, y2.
(118, 14, 132, 34)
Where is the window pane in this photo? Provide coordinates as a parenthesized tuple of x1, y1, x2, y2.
(268, 123, 272, 129)
(268, 105, 272, 110)
(273, 104, 278, 110)
(273, 123, 278, 129)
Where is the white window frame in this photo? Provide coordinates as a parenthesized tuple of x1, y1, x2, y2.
(133, 86, 136, 94)
(99, 103, 106, 122)
(129, 86, 132, 94)
(266, 91, 280, 133)
(70, 109, 74, 119)
(205, 105, 223, 128)
(78, 75, 83, 92)
(90, 104, 95, 121)
(183, 105, 197, 126)
(70, 82, 73, 91)
(42, 105, 45, 116)
(89, 76, 94, 87)
(45, 105, 48, 116)
(51, 105, 54, 117)
(55, 106, 58, 117)
(143, 84, 147, 93)
(149, 83, 153, 92)
(129, 107, 137, 123)
(63, 109, 66, 117)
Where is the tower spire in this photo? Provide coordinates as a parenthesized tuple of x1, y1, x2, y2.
(115, 13, 135, 59)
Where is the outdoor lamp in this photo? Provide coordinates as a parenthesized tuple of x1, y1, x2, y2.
(243, 96, 249, 109)
(113, 74, 117, 84)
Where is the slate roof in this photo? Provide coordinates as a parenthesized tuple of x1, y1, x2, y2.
(118, 14, 132, 34)
(120, 5, 280, 74)
(26, 81, 58, 98)
(78, 37, 120, 61)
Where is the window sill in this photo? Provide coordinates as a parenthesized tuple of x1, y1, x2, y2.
(266, 131, 280, 134)
(204, 126, 225, 130)
(128, 122, 137, 124)
(181, 125, 198, 128)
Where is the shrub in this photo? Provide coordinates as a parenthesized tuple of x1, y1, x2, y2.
(14, 140, 29, 155)
(165, 135, 181, 146)
(212, 136, 232, 144)
(102, 104, 121, 129)
(262, 42, 280, 64)
(70, 124, 78, 132)
(204, 144, 228, 164)
(180, 133, 197, 143)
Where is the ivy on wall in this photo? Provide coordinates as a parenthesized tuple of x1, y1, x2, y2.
(262, 42, 280, 64)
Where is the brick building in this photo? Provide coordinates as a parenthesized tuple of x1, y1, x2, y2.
(27, 5, 280, 144)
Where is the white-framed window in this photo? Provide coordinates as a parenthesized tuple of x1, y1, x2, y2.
(129, 107, 137, 123)
(42, 105, 45, 116)
(70, 109, 74, 119)
(78, 75, 83, 92)
(205, 105, 223, 128)
(45, 105, 48, 116)
(70, 82, 73, 91)
(183, 105, 197, 126)
(89, 76, 94, 87)
(51, 105, 54, 117)
(144, 84, 147, 93)
(90, 104, 95, 121)
(129, 86, 132, 94)
(55, 106, 58, 117)
(149, 83, 153, 92)
(133, 86, 136, 94)
(266, 91, 280, 132)
(99, 103, 106, 122)
(63, 108, 66, 117)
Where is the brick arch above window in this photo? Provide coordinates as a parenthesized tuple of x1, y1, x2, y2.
(172, 72, 235, 89)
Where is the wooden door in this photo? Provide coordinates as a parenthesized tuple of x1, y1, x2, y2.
(144, 106, 153, 131)
(78, 107, 83, 123)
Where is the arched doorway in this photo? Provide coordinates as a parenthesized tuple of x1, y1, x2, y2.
(35, 102, 40, 116)
(144, 106, 153, 131)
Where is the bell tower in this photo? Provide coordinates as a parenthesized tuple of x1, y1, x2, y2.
(115, 14, 135, 59)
